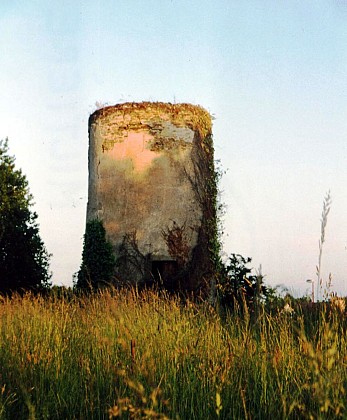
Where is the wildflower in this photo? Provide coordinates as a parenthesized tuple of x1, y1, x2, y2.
(282, 303, 294, 315)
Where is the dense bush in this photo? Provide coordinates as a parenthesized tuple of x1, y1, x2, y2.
(216, 253, 270, 311)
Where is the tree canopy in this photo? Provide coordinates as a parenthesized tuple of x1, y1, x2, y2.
(0, 138, 51, 293)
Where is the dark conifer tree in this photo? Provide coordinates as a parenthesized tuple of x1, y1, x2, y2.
(76, 219, 115, 290)
(0, 139, 51, 293)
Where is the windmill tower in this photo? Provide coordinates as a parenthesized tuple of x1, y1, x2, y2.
(87, 102, 216, 293)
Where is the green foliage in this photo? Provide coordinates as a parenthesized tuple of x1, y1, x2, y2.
(206, 157, 224, 276)
(217, 253, 269, 311)
(75, 219, 115, 290)
(0, 138, 51, 293)
(187, 134, 225, 294)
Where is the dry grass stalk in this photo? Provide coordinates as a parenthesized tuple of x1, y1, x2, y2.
(316, 190, 332, 301)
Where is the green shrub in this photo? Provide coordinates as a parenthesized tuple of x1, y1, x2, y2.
(75, 219, 115, 290)
(217, 253, 269, 312)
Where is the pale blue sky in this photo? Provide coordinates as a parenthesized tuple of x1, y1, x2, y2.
(1, 1, 347, 297)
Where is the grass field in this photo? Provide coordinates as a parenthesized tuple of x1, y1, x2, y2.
(0, 288, 346, 419)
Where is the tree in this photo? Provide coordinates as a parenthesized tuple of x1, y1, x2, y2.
(0, 138, 51, 293)
(75, 219, 115, 290)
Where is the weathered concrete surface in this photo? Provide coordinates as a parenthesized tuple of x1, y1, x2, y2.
(87, 102, 214, 289)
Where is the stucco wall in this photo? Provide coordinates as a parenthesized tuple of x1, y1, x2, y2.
(87, 102, 213, 288)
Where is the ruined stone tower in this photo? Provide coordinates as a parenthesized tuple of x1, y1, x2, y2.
(87, 102, 217, 293)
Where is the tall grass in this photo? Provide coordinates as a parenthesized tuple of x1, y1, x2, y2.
(0, 289, 346, 419)
(316, 190, 332, 301)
